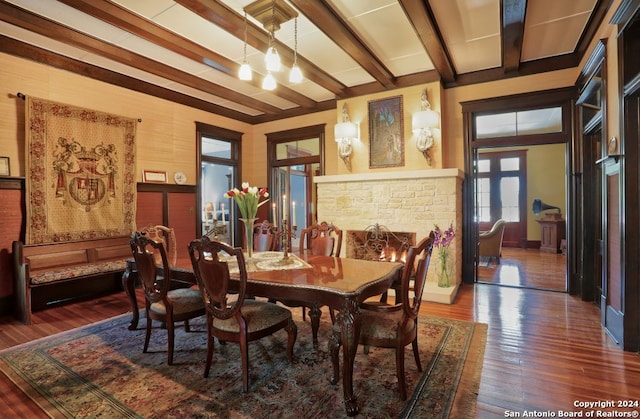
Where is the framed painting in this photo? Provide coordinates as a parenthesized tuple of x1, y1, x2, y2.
(368, 96, 404, 168)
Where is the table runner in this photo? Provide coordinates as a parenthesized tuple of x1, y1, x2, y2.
(224, 251, 311, 273)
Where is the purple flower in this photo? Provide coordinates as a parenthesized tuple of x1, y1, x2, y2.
(433, 223, 455, 249)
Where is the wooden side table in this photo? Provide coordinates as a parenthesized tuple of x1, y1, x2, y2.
(537, 218, 566, 253)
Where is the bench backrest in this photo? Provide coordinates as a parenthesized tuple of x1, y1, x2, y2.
(15, 236, 131, 274)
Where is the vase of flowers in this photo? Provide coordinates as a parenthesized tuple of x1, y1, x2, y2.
(224, 183, 269, 259)
(434, 223, 455, 287)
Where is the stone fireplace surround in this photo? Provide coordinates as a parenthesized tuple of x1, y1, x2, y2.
(314, 169, 463, 304)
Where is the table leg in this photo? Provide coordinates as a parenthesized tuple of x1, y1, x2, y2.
(338, 298, 361, 416)
(121, 267, 139, 330)
(308, 304, 322, 348)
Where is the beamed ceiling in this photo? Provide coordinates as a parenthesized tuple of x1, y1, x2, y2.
(0, 0, 611, 124)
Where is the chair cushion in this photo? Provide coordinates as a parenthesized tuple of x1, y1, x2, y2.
(150, 288, 204, 315)
(212, 300, 292, 333)
(359, 308, 414, 341)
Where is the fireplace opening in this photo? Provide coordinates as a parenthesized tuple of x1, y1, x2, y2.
(346, 224, 416, 262)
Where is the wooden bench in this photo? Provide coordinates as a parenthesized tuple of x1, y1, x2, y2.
(12, 236, 132, 324)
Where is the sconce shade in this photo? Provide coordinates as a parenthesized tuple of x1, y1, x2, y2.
(334, 121, 358, 141)
(412, 109, 440, 131)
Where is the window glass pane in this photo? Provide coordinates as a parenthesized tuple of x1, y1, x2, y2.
(516, 108, 562, 135)
(477, 159, 490, 173)
(475, 107, 562, 139)
(476, 113, 516, 139)
(500, 157, 519, 171)
(477, 178, 491, 222)
(202, 137, 231, 158)
(275, 138, 319, 160)
(501, 177, 520, 222)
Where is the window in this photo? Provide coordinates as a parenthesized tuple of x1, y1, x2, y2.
(197, 122, 242, 245)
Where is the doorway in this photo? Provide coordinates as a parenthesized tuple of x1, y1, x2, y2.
(461, 88, 575, 293)
(475, 144, 568, 292)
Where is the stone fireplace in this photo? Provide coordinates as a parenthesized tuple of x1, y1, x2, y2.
(314, 169, 463, 303)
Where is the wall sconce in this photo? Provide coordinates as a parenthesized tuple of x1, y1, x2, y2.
(412, 88, 440, 165)
(334, 103, 358, 171)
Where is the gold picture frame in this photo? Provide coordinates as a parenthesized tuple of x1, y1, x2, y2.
(368, 95, 405, 168)
(0, 156, 9, 176)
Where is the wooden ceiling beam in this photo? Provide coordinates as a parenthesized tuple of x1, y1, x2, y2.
(398, 0, 455, 84)
(175, 0, 348, 97)
(288, 0, 396, 89)
(0, 36, 255, 123)
(502, 0, 526, 73)
(0, 2, 283, 115)
(57, 0, 318, 109)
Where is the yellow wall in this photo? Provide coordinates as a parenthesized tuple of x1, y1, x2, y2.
(0, 53, 251, 186)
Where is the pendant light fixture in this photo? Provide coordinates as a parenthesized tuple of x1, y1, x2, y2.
(241, 0, 302, 89)
(289, 17, 302, 83)
(238, 11, 252, 81)
(264, 0, 281, 73)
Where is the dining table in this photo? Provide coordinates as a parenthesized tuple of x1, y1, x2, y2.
(122, 250, 403, 416)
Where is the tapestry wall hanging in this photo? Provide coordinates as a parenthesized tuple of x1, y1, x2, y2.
(25, 97, 137, 244)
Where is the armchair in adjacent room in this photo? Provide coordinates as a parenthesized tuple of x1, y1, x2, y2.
(479, 219, 506, 264)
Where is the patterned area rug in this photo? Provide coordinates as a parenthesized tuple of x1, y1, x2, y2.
(0, 310, 486, 418)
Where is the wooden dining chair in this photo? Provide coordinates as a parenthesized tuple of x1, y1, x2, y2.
(328, 232, 435, 400)
(139, 224, 177, 267)
(188, 236, 297, 392)
(253, 220, 277, 251)
(299, 221, 342, 257)
(129, 231, 205, 365)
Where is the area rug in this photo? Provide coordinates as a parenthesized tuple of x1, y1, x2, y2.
(0, 310, 486, 418)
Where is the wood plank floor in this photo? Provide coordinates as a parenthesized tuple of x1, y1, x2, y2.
(1, 279, 639, 417)
(477, 247, 567, 291)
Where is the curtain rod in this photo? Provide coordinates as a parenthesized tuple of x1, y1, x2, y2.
(15, 92, 142, 122)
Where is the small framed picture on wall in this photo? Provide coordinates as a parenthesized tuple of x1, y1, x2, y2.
(0, 156, 10, 176)
(142, 170, 167, 183)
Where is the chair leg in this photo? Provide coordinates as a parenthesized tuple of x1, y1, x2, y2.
(286, 318, 297, 363)
(204, 316, 214, 378)
(143, 315, 152, 353)
(240, 333, 249, 392)
(184, 319, 190, 332)
(302, 306, 306, 321)
(328, 330, 341, 385)
(411, 338, 422, 372)
(396, 346, 407, 401)
(167, 319, 175, 365)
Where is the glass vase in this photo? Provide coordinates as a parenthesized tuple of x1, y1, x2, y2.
(437, 249, 452, 288)
(240, 218, 257, 259)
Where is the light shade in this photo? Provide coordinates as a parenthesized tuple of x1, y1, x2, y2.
(265, 46, 281, 72)
(262, 72, 277, 90)
(238, 63, 252, 81)
(289, 65, 303, 83)
(334, 121, 358, 141)
(412, 109, 439, 131)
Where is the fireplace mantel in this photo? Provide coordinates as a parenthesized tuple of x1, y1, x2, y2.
(315, 169, 463, 184)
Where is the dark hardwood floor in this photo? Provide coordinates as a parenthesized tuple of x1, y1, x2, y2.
(1, 262, 639, 418)
(477, 247, 567, 291)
